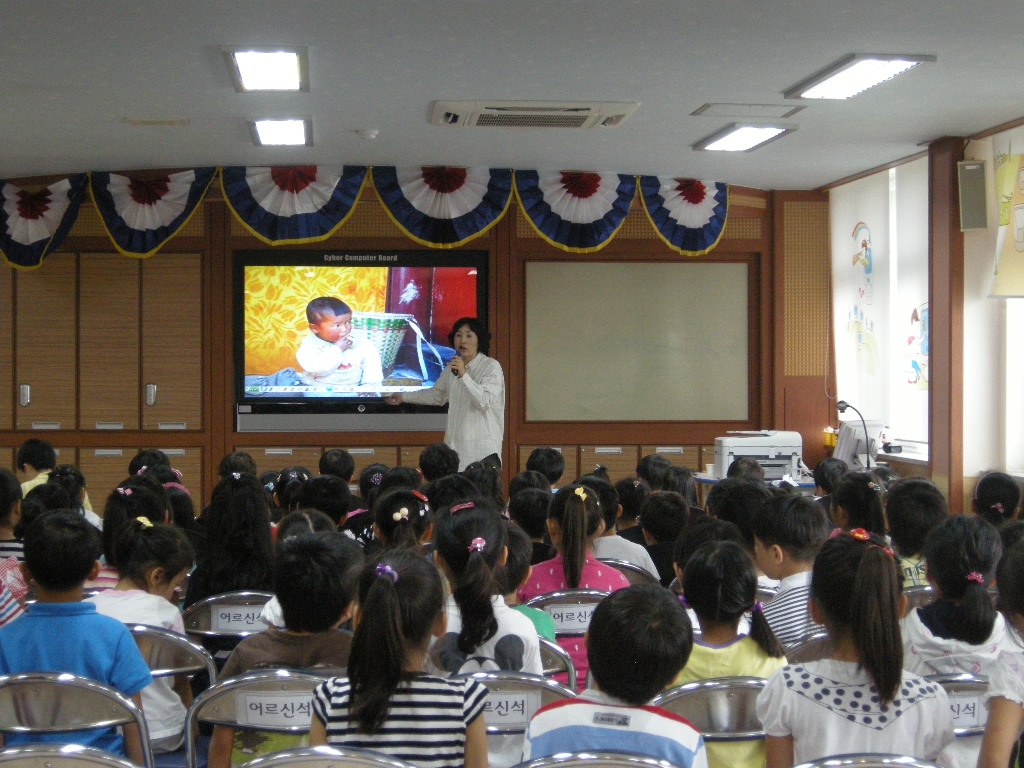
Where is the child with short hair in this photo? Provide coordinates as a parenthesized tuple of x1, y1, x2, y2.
(319, 448, 355, 485)
(297, 296, 383, 388)
(310, 550, 489, 768)
(523, 584, 707, 768)
(757, 530, 954, 768)
(582, 475, 660, 579)
(812, 457, 847, 514)
(508, 487, 554, 564)
(526, 447, 565, 487)
(885, 477, 949, 587)
(294, 474, 351, 526)
(419, 443, 460, 483)
(0, 511, 152, 764)
(639, 490, 690, 586)
(497, 520, 556, 641)
(753, 494, 832, 646)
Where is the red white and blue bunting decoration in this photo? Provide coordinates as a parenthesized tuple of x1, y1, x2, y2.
(0, 175, 88, 269)
(372, 166, 512, 248)
(514, 170, 636, 253)
(639, 176, 728, 256)
(90, 168, 217, 257)
(221, 166, 367, 244)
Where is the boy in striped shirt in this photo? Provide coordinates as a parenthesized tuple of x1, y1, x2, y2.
(523, 584, 707, 768)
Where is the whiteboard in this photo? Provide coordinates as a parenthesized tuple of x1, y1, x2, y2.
(525, 261, 749, 421)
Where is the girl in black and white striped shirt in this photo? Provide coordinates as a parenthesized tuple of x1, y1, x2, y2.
(310, 550, 489, 768)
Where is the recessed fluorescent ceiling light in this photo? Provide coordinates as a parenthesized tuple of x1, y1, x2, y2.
(785, 54, 935, 99)
(252, 119, 310, 146)
(226, 48, 308, 92)
(693, 124, 795, 152)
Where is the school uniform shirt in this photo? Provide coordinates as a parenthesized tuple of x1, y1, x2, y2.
(400, 353, 504, 471)
(523, 689, 708, 768)
(762, 571, 821, 647)
(756, 659, 955, 766)
(592, 534, 660, 578)
(312, 673, 488, 768)
(296, 333, 384, 387)
(87, 589, 188, 743)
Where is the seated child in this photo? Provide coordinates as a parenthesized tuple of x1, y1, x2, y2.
(811, 457, 847, 516)
(497, 520, 556, 641)
(639, 491, 690, 586)
(613, 477, 651, 546)
(526, 447, 565, 489)
(885, 477, 949, 587)
(582, 475, 659, 579)
(523, 584, 708, 768)
(209, 532, 363, 768)
(296, 297, 383, 388)
(752, 494, 832, 646)
(972, 470, 1022, 526)
(830, 472, 886, 535)
(705, 477, 776, 589)
(0, 511, 152, 764)
(508, 488, 555, 565)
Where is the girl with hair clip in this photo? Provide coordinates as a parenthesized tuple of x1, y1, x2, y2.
(373, 488, 433, 553)
(517, 484, 631, 690)
(310, 550, 489, 768)
(339, 463, 390, 551)
(830, 472, 886, 535)
(88, 518, 196, 753)
(270, 466, 312, 522)
(87, 480, 170, 591)
(614, 476, 651, 545)
(428, 500, 542, 680)
(972, 470, 1022, 527)
(48, 464, 103, 530)
(757, 529, 954, 768)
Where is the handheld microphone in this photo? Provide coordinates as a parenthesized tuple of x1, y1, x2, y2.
(451, 355, 461, 375)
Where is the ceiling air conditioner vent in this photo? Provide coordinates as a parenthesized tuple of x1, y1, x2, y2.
(431, 100, 639, 129)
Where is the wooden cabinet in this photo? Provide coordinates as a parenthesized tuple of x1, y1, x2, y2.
(641, 445, 702, 471)
(235, 446, 324, 479)
(399, 446, 425, 468)
(517, 445, 578, 483)
(77, 446, 205, 518)
(579, 445, 639, 483)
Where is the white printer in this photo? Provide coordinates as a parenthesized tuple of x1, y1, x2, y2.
(713, 430, 803, 480)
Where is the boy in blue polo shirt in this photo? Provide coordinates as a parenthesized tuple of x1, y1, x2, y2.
(0, 511, 152, 763)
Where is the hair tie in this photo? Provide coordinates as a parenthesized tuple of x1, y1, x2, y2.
(116, 487, 133, 497)
(136, 466, 148, 475)
(752, 601, 765, 614)
(678, 594, 690, 609)
(468, 537, 487, 552)
(136, 516, 153, 529)
(574, 487, 588, 502)
(450, 501, 475, 515)
(231, 472, 241, 480)
(849, 528, 871, 541)
(163, 481, 191, 497)
(412, 490, 428, 503)
(171, 468, 182, 479)
(375, 564, 399, 584)
(392, 507, 410, 522)
(967, 571, 985, 584)
(993, 502, 1005, 514)
(370, 472, 384, 486)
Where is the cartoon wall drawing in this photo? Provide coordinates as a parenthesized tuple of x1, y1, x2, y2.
(907, 302, 928, 388)
(845, 221, 879, 374)
(851, 221, 874, 304)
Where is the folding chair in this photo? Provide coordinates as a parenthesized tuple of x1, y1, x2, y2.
(537, 638, 577, 692)
(784, 631, 833, 663)
(756, 585, 778, 605)
(926, 673, 989, 768)
(0, 673, 153, 768)
(238, 745, 419, 768)
(181, 592, 275, 641)
(597, 560, 659, 586)
(523, 590, 608, 639)
(513, 751, 689, 768)
(458, 671, 575, 768)
(791, 754, 943, 768)
(650, 676, 765, 742)
(0, 744, 139, 768)
(903, 585, 936, 613)
(129, 624, 217, 683)
(184, 669, 329, 768)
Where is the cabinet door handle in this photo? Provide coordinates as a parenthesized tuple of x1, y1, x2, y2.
(18, 385, 30, 407)
(145, 383, 157, 406)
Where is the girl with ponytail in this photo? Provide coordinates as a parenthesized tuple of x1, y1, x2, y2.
(428, 500, 542, 677)
(517, 484, 630, 690)
(310, 550, 489, 768)
(372, 488, 432, 553)
(757, 529, 954, 768)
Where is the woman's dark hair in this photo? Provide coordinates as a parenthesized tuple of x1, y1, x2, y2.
(0, 469, 22, 527)
(357, 463, 390, 507)
(113, 518, 195, 591)
(922, 515, 1001, 644)
(832, 472, 886, 535)
(433, 500, 506, 653)
(614, 477, 651, 523)
(348, 550, 445, 733)
(447, 317, 490, 356)
(463, 463, 504, 508)
(272, 467, 312, 514)
(548, 484, 603, 588)
(812, 531, 903, 703)
(199, 473, 274, 595)
(47, 465, 87, 512)
(683, 541, 784, 658)
(973, 471, 1022, 527)
(103, 480, 169, 566)
(373, 489, 431, 551)
(277, 509, 337, 541)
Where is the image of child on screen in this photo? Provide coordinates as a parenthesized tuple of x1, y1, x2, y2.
(296, 297, 384, 389)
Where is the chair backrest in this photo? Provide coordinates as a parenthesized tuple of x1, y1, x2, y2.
(650, 676, 766, 742)
(790, 754, 943, 768)
(517, 751, 693, 768)
(184, 669, 329, 768)
(129, 623, 218, 682)
(460, 671, 575, 735)
(0, 673, 153, 768)
(926, 673, 990, 738)
(0, 743, 139, 768)
(596, 559, 659, 586)
(903, 585, 936, 612)
(237, 745, 420, 768)
(756, 585, 778, 605)
(523, 590, 608, 637)
(784, 631, 833, 662)
(181, 591, 276, 639)
(537, 637, 577, 692)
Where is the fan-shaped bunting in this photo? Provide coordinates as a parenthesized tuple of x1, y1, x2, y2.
(221, 166, 367, 244)
(90, 168, 217, 257)
(0, 175, 88, 268)
(639, 176, 728, 256)
(372, 166, 512, 248)
(513, 170, 636, 253)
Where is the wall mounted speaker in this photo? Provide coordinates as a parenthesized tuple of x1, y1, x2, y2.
(958, 160, 988, 231)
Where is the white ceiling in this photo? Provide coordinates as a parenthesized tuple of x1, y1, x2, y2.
(3, 0, 1023, 190)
